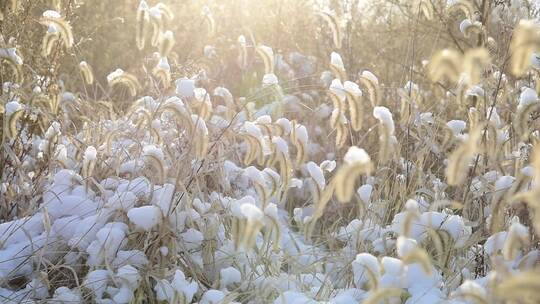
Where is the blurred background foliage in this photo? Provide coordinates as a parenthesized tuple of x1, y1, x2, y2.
(1, 0, 539, 102)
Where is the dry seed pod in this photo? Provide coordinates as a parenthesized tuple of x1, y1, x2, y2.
(41, 27, 60, 57)
(241, 135, 261, 165)
(402, 248, 433, 275)
(330, 52, 346, 81)
(154, 3, 173, 21)
(516, 103, 540, 140)
(40, 11, 73, 49)
(448, 0, 477, 20)
(494, 271, 540, 303)
(107, 69, 140, 97)
(510, 20, 540, 77)
(158, 31, 175, 57)
(335, 119, 348, 148)
(328, 80, 347, 128)
(445, 126, 481, 186)
(263, 169, 280, 198)
(335, 147, 373, 203)
(363, 288, 404, 304)
(159, 97, 192, 127)
(290, 122, 308, 165)
(191, 115, 209, 159)
(344, 81, 363, 131)
(145, 154, 166, 184)
(263, 213, 282, 251)
(311, 181, 336, 221)
(149, 13, 164, 47)
(0, 48, 23, 83)
(502, 222, 530, 260)
(153, 57, 171, 86)
(373, 106, 395, 164)
(201, 6, 216, 37)
(82, 146, 97, 180)
(417, 0, 434, 20)
(460, 19, 483, 38)
(79, 61, 94, 85)
(452, 282, 489, 304)
(136, 1, 150, 50)
(256, 44, 274, 74)
(426, 228, 446, 266)
(428, 49, 461, 84)
(237, 35, 248, 70)
(317, 10, 342, 49)
(463, 48, 490, 85)
(358, 70, 380, 106)
(49, 93, 60, 114)
(6, 110, 24, 139)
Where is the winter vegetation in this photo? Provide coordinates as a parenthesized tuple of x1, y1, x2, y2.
(1, 0, 540, 303)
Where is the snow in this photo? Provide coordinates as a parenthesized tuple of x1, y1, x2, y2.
(172, 270, 198, 302)
(396, 236, 418, 257)
(344, 146, 371, 165)
(175, 78, 196, 98)
(320, 160, 336, 172)
(3, 7, 539, 303)
(459, 19, 472, 34)
(42, 10, 62, 19)
(5, 100, 22, 115)
(352, 253, 380, 288)
(263, 73, 279, 86)
(127, 205, 162, 231)
(519, 87, 538, 108)
(357, 184, 373, 204)
(373, 106, 395, 134)
(447, 120, 467, 135)
(0, 48, 23, 65)
(295, 125, 309, 145)
(84, 146, 97, 161)
(200, 289, 225, 304)
(344, 81, 362, 96)
(52, 287, 82, 303)
(307, 161, 325, 188)
(107, 68, 125, 82)
(360, 70, 379, 84)
(331, 52, 345, 70)
(220, 266, 242, 288)
(84, 269, 110, 299)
